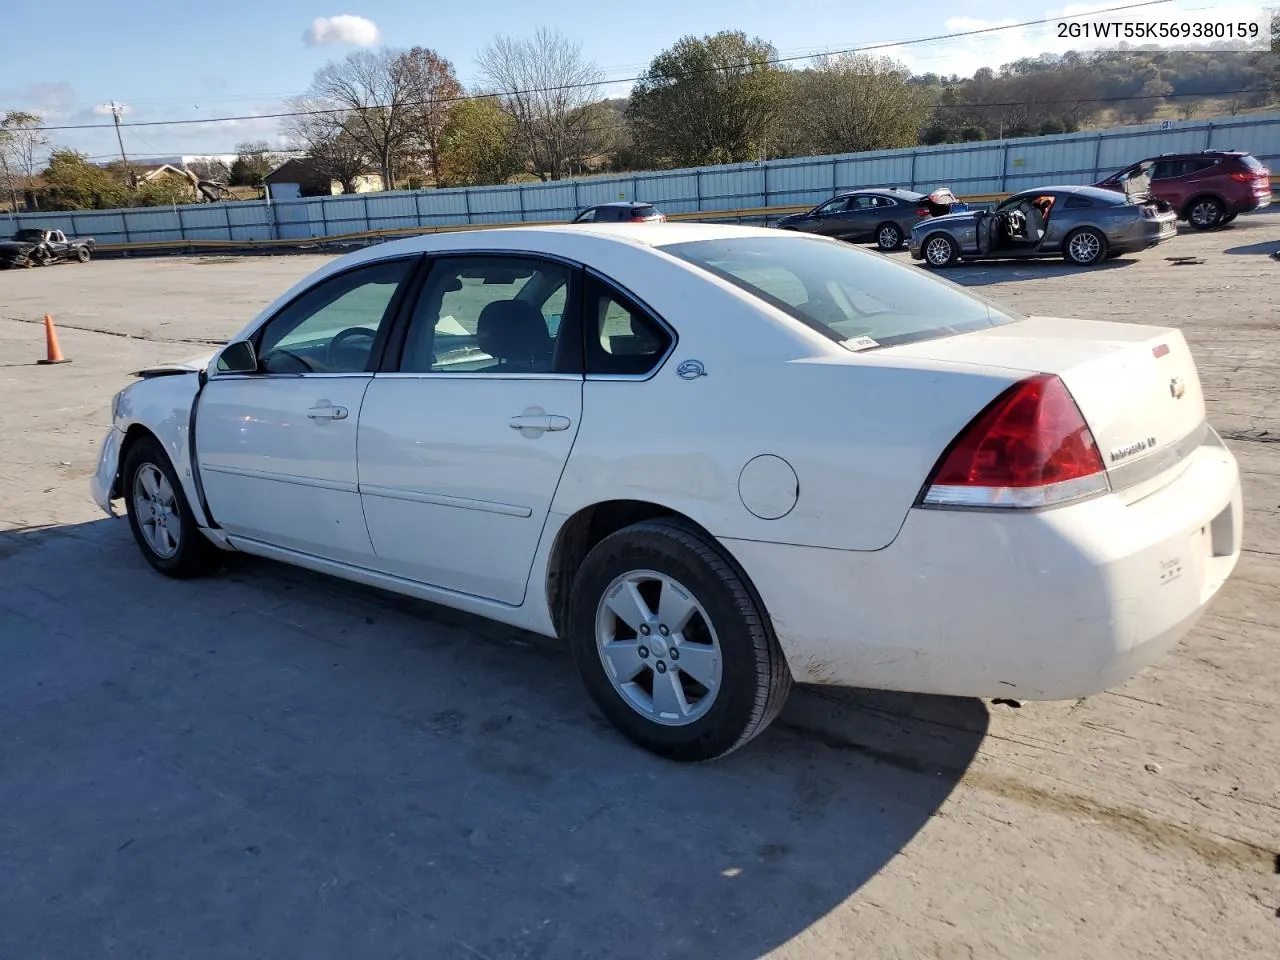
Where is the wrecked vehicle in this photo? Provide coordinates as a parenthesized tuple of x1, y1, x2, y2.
(0, 229, 96, 268)
(910, 185, 1176, 268)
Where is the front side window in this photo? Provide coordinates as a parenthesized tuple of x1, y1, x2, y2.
(574, 208, 598, 223)
(398, 256, 579, 374)
(251, 257, 415, 374)
(816, 198, 849, 216)
(662, 234, 1019, 350)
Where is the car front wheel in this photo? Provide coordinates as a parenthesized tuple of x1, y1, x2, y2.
(76, 246, 91, 263)
(123, 436, 223, 578)
(568, 518, 792, 762)
(1064, 227, 1107, 266)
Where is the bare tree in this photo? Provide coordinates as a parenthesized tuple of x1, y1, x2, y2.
(783, 54, 931, 157)
(399, 46, 463, 184)
(476, 28, 606, 181)
(283, 101, 374, 193)
(1, 111, 49, 211)
(186, 158, 230, 183)
(305, 49, 419, 188)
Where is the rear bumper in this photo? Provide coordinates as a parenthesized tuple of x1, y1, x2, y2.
(1235, 190, 1273, 213)
(722, 433, 1242, 699)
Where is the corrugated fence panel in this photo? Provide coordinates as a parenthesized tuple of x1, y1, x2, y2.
(8, 111, 1278, 243)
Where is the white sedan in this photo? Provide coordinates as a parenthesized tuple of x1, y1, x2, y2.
(91, 223, 1243, 762)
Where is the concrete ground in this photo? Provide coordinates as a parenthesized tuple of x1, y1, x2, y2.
(1, 218, 1277, 960)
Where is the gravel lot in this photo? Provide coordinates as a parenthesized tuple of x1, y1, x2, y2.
(2, 217, 1278, 960)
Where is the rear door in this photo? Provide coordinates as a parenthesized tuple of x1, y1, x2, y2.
(356, 253, 584, 605)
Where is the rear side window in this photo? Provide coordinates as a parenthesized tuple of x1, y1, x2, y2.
(661, 235, 1018, 350)
(1189, 158, 1219, 173)
(584, 275, 673, 376)
(1064, 195, 1094, 209)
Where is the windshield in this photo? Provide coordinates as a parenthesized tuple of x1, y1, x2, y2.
(13, 229, 44, 242)
(661, 234, 1020, 350)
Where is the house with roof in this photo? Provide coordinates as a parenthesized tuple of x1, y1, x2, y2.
(263, 158, 385, 200)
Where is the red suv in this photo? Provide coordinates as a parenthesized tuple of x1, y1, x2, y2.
(1095, 150, 1272, 230)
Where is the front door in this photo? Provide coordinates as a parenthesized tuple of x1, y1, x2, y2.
(195, 255, 418, 565)
(357, 254, 583, 605)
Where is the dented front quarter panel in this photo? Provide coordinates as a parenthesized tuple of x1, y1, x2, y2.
(92, 370, 210, 526)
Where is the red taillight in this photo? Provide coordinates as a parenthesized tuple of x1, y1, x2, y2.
(1230, 170, 1269, 182)
(920, 374, 1109, 509)
(916, 206, 930, 216)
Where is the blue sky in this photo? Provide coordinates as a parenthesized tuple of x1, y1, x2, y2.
(1, 0, 1264, 160)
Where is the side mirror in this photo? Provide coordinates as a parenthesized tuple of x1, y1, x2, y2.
(216, 340, 258, 374)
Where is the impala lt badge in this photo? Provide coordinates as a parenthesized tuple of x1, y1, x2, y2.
(1169, 376, 1186, 399)
(1110, 437, 1158, 463)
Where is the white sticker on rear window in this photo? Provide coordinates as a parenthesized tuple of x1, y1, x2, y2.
(842, 335, 880, 351)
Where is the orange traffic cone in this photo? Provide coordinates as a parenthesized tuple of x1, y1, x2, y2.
(37, 314, 70, 365)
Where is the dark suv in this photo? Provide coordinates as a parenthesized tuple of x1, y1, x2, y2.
(1095, 150, 1272, 229)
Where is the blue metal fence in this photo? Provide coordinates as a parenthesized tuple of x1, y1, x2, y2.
(5, 111, 1278, 247)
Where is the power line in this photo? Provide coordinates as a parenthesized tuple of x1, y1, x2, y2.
(30, 0, 1182, 133)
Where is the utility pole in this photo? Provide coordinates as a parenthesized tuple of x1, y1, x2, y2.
(109, 101, 135, 189)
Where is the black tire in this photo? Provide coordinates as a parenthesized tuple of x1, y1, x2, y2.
(122, 435, 223, 578)
(1185, 196, 1225, 230)
(1220, 211, 1238, 224)
(921, 232, 959, 268)
(567, 518, 792, 762)
(1063, 227, 1107, 266)
(76, 245, 91, 263)
(875, 222, 904, 251)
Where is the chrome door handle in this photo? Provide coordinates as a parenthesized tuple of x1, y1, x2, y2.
(509, 413, 571, 433)
(307, 403, 348, 421)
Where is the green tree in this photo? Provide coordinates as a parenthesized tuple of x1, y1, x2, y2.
(626, 31, 786, 167)
(229, 140, 274, 185)
(437, 97, 522, 186)
(39, 150, 130, 210)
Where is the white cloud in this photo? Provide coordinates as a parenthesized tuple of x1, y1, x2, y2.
(303, 14, 381, 47)
(93, 102, 131, 116)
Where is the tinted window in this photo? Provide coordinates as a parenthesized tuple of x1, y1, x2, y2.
(574, 208, 597, 223)
(662, 235, 1018, 350)
(1064, 195, 1094, 209)
(1151, 159, 1185, 180)
(816, 198, 849, 215)
(584, 275, 673, 376)
(1189, 158, 1219, 173)
(632, 205, 659, 219)
(398, 256, 579, 374)
(250, 258, 414, 374)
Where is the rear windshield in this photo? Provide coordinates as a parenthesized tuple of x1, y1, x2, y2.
(633, 205, 659, 218)
(661, 234, 1019, 350)
(1237, 154, 1266, 172)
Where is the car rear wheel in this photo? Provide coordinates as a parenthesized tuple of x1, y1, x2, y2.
(875, 223, 903, 251)
(123, 436, 223, 579)
(1187, 197, 1225, 230)
(1064, 227, 1107, 266)
(567, 518, 792, 762)
(1220, 211, 1238, 225)
(922, 233, 959, 268)
(76, 246, 91, 263)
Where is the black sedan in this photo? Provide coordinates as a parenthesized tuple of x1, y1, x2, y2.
(774, 187, 961, 251)
(571, 202, 666, 224)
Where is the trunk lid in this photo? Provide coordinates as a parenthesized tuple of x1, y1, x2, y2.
(885, 315, 1206, 491)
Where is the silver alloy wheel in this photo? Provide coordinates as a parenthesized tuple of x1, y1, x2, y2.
(1190, 199, 1221, 228)
(1068, 230, 1102, 263)
(878, 225, 901, 249)
(925, 236, 953, 265)
(595, 569, 723, 726)
(132, 463, 180, 559)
